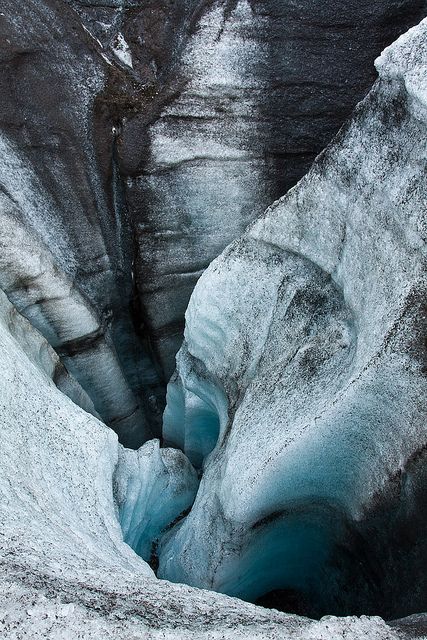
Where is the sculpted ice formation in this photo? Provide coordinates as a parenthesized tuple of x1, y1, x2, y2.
(1, 1, 427, 638)
(0, 136, 149, 447)
(0, 0, 165, 444)
(0, 252, 406, 638)
(50, 0, 427, 401)
(159, 18, 427, 620)
(0, 288, 97, 417)
(114, 439, 198, 562)
(115, 0, 427, 380)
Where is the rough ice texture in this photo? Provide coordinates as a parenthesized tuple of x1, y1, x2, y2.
(112, 32, 133, 68)
(73, 0, 427, 382)
(0, 285, 405, 639)
(0, 134, 148, 446)
(0, 13, 426, 640)
(159, 18, 427, 620)
(0, 0, 165, 444)
(1, 0, 426, 442)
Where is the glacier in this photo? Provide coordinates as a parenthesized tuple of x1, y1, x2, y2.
(0, 2, 427, 639)
(2, 0, 426, 446)
(64, 0, 427, 387)
(0, 0, 166, 444)
(0, 138, 149, 447)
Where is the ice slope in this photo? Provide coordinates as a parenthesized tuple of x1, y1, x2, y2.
(159, 18, 427, 619)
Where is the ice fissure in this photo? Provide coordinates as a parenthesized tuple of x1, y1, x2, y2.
(1, 2, 427, 639)
(1, 0, 425, 450)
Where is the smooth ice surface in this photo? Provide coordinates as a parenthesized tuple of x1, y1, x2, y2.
(114, 439, 198, 560)
(163, 346, 228, 468)
(159, 18, 427, 618)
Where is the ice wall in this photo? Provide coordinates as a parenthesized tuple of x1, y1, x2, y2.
(85, 0, 427, 380)
(0, 0, 165, 443)
(2, 0, 426, 441)
(0, 137, 148, 447)
(159, 18, 427, 619)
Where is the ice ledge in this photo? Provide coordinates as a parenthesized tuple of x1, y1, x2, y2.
(376, 17, 427, 115)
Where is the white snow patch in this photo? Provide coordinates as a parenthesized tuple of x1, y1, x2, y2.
(112, 32, 133, 68)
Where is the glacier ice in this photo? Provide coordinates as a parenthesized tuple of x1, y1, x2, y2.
(1, 2, 427, 638)
(3, 0, 426, 441)
(159, 18, 427, 620)
(114, 438, 198, 561)
(0, 135, 149, 447)
(163, 348, 228, 468)
(114, 0, 427, 381)
(0, 0, 165, 443)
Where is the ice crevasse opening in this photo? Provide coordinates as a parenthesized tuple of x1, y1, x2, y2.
(1, 5, 427, 634)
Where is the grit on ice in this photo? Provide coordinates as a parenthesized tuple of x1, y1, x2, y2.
(0, 3, 426, 639)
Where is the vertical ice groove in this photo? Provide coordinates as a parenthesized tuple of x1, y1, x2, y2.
(0, 137, 148, 446)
